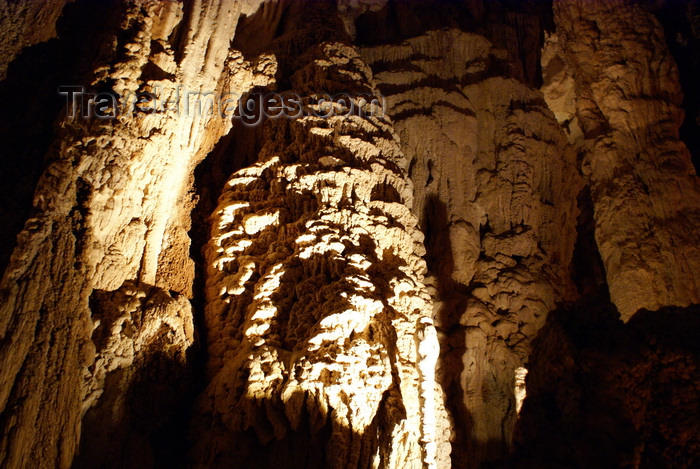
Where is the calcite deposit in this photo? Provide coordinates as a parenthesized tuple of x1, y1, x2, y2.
(1, 1, 270, 467)
(361, 27, 579, 468)
(545, 0, 700, 319)
(192, 32, 450, 468)
(0, 1, 698, 469)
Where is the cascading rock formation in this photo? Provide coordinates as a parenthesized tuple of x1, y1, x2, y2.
(0, 1, 698, 468)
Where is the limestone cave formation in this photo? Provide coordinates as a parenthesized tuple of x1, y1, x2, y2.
(0, 1, 698, 468)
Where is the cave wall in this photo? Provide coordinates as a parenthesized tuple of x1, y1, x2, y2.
(546, 0, 700, 319)
(359, 27, 579, 468)
(0, 1, 697, 469)
(0, 1, 269, 467)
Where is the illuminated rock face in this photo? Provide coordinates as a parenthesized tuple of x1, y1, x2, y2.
(546, 0, 700, 319)
(0, 1, 698, 469)
(0, 1, 269, 467)
(192, 40, 451, 469)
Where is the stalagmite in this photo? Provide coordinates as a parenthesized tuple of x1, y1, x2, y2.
(192, 34, 451, 469)
(0, 1, 697, 468)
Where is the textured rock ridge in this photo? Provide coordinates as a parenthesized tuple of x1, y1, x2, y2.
(0, 1, 270, 467)
(192, 38, 451, 469)
(361, 28, 579, 468)
(0, 1, 697, 468)
(75, 283, 194, 469)
(548, 0, 700, 319)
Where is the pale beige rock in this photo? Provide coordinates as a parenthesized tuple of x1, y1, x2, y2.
(362, 28, 580, 468)
(192, 41, 451, 469)
(540, 32, 582, 143)
(513, 366, 527, 415)
(1, 1, 697, 468)
(0, 1, 270, 467)
(551, 0, 700, 319)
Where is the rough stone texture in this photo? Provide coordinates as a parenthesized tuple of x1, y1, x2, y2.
(75, 283, 194, 469)
(352, 0, 554, 88)
(361, 28, 579, 468)
(547, 0, 700, 319)
(0, 1, 697, 469)
(652, 0, 700, 171)
(0, 1, 270, 467)
(0, 0, 68, 80)
(191, 39, 451, 469)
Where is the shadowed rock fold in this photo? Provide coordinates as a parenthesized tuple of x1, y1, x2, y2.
(0, 1, 697, 468)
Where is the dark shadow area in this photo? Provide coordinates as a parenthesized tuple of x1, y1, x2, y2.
(570, 185, 609, 299)
(0, 0, 122, 275)
(190, 400, 335, 469)
(501, 300, 700, 469)
(74, 284, 198, 469)
(422, 194, 477, 469)
(232, 0, 352, 90)
(653, 0, 700, 172)
(74, 350, 196, 469)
